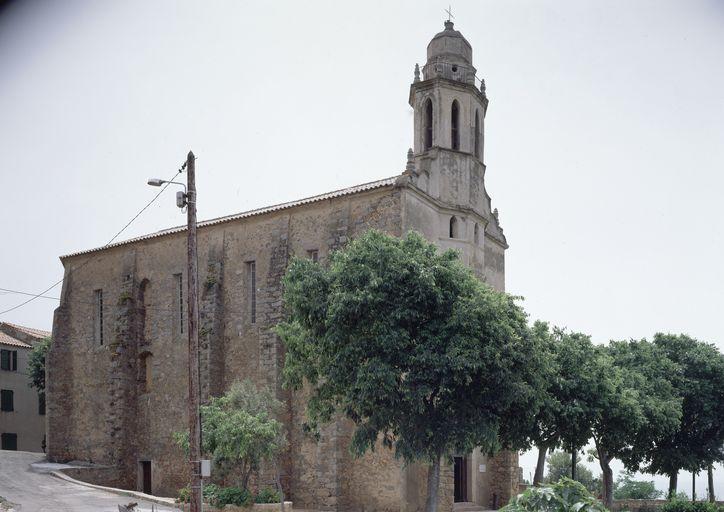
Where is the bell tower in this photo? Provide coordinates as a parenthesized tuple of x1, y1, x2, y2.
(407, 19, 500, 234)
(411, 20, 488, 159)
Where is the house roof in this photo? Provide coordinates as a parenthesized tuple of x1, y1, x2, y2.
(0, 322, 50, 349)
(61, 176, 399, 260)
(2, 322, 51, 339)
(0, 331, 32, 349)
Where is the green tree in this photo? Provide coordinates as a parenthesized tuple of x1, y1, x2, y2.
(613, 472, 662, 500)
(645, 334, 724, 497)
(545, 451, 601, 496)
(520, 325, 604, 487)
(174, 380, 286, 490)
(591, 339, 682, 508)
(276, 230, 546, 512)
(27, 337, 51, 395)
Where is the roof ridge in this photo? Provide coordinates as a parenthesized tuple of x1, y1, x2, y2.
(0, 321, 51, 337)
(61, 176, 399, 260)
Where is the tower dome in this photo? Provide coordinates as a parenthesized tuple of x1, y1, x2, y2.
(423, 21, 477, 85)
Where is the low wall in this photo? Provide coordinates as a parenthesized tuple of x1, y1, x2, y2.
(60, 466, 123, 488)
(612, 499, 724, 512)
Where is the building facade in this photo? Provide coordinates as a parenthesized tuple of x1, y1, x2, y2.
(48, 21, 518, 511)
(0, 322, 49, 453)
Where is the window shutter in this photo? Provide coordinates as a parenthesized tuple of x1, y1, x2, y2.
(1, 389, 14, 411)
(12, 350, 17, 371)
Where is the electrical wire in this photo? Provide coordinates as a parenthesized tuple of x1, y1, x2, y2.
(0, 286, 183, 314)
(0, 163, 186, 317)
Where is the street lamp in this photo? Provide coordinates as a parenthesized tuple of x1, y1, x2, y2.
(147, 178, 188, 208)
(147, 152, 202, 512)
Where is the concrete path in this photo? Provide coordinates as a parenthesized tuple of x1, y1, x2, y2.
(0, 450, 179, 511)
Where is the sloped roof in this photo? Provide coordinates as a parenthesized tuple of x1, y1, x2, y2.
(61, 176, 399, 260)
(2, 322, 51, 339)
(0, 331, 32, 349)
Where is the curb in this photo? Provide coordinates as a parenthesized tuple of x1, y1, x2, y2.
(50, 470, 181, 509)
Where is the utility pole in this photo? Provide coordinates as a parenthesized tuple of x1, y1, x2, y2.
(186, 151, 202, 512)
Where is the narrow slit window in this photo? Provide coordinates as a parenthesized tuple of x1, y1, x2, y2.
(139, 352, 152, 393)
(247, 261, 256, 324)
(307, 249, 319, 262)
(451, 100, 460, 150)
(94, 289, 104, 345)
(424, 99, 433, 150)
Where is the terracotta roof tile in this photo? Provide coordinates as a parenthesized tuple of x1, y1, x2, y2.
(0, 331, 32, 349)
(61, 176, 399, 260)
(2, 322, 51, 339)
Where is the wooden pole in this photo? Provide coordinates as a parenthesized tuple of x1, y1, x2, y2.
(186, 151, 202, 512)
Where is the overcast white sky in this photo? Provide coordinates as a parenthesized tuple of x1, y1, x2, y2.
(1, 0, 722, 498)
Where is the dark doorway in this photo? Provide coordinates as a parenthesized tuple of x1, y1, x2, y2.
(1, 433, 17, 450)
(140, 461, 152, 494)
(454, 456, 468, 502)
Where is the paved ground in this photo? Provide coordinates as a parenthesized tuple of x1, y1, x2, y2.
(0, 450, 179, 511)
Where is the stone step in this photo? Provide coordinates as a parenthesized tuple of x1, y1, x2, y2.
(453, 502, 488, 512)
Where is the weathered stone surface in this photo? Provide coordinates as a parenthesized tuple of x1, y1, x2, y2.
(47, 20, 514, 512)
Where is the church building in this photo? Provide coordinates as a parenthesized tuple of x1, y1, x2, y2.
(48, 20, 518, 512)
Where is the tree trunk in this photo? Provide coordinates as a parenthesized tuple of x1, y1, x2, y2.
(571, 445, 576, 481)
(534, 445, 547, 486)
(708, 465, 715, 503)
(669, 472, 678, 499)
(425, 455, 442, 512)
(692, 471, 696, 502)
(599, 452, 614, 509)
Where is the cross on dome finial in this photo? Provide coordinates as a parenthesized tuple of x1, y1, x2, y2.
(445, 5, 454, 22)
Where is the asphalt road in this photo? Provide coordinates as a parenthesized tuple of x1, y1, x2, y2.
(0, 450, 179, 512)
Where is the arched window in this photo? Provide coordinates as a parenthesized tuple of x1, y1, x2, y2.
(474, 110, 480, 158)
(424, 99, 433, 150)
(451, 100, 460, 150)
(139, 352, 153, 393)
(474, 223, 479, 245)
(449, 216, 459, 238)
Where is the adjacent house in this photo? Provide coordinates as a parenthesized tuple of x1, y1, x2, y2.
(0, 322, 49, 452)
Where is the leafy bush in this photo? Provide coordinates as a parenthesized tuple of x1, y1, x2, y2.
(545, 451, 601, 496)
(255, 487, 282, 503)
(502, 478, 608, 512)
(177, 484, 221, 504)
(661, 500, 723, 512)
(211, 486, 252, 507)
(174, 380, 286, 489)
(613, 473, 662, 500)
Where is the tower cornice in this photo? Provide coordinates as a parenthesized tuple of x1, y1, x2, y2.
(409, 77, 488, 110)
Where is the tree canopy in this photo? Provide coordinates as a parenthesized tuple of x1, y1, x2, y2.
(276, 229, 547, 512)
(613, 473, 661, 500)
(590, 339, 682, 508)
(645, 334, 724, 494)
(27, 337, 51, 395)
(545, 451, 600, 496)
(174, 380, 286, 490)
